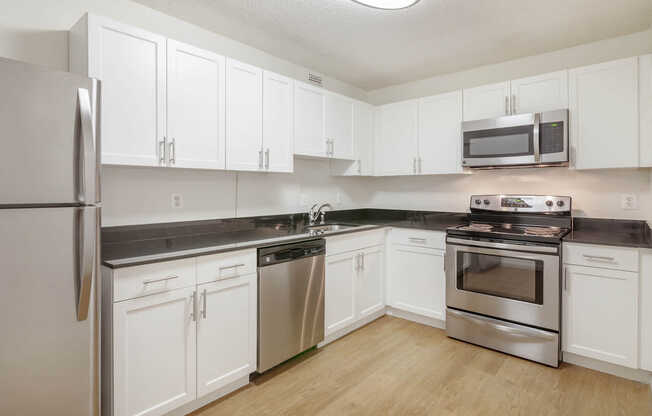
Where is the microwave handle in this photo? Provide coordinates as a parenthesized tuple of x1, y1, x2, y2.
(533, 112, 541, 163)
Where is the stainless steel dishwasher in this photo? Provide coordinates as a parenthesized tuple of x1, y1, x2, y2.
(257, 239, 325, 373)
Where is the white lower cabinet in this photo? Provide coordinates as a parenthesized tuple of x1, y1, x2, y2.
(388, 245, 446, 320)
(641, 252, 652, 371)
(325, 251, 357, 335)
(113, 287, 197, 416)
(197, 274, 257, 397)
(562, 264, 639, 368)
(357, 245, 385, 319)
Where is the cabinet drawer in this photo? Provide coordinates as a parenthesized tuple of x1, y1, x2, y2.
(113, 258, 196, 302)
(196, 249, 257, 284)
(390, 228, 445, 249)
(326, 229, 386, 256)
(563, 243, 639, 272)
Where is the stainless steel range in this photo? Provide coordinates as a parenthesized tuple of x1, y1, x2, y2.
(445, 195, 572, 367)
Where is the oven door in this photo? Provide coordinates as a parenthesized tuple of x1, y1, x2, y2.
(446, 237, 560, 331)
(462, 113, 536, 167)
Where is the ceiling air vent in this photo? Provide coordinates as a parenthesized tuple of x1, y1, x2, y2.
(308, 73, 323, 87)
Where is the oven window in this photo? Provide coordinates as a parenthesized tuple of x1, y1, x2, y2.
(463, 125, 533, 158)
(456, 251, 543, 304)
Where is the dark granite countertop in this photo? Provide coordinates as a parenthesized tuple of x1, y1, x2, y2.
(102, 209, 469, 268)
(563, 217, 652, 249)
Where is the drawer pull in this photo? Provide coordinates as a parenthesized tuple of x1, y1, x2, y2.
(408, 237, 427, 244)
(219, 263, 245, 271)
(143, 275, 179, 285)
(582, 254, 616, 262)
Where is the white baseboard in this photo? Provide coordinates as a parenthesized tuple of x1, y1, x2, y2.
(386, 307, 446, 330)
(318, 308, 386, 347)
(164, 376, 250, 416)
(563, 352, 652, 385)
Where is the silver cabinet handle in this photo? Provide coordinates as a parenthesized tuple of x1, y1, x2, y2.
(201, 288, 207, 319)
(219, 263, 245, 271)
(412, 157, 417, 174)
(265, 148, 270, 169)
(511, 94, 517, 114)
(358, 159, 362, 175)
(169, 138, 176, 165)
(258, 149, 264, 169)
(355, 253, 361, 271)
(190, 291, 197, 322)
(159, 139, 166, 165)
(418, 157, 423, 174)
(563, 267, 568, 291)
(325, 139, 331, 156)
(582, 254, 616, 262)
(330, 139, 334, 157)
(361, 253, 365, 271)
(143, 274, 180, 285)
(409, 237, 427, 244)
(77, 88, 96, 204)
(76, 207, 97, 321)
(505, 96, 509, 115)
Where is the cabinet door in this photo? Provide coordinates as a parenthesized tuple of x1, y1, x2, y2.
(562, 265, 638, 368)
(418, 90, 463, 174)
(294, 81, 326, 157)
(325, 92, 355, 160)
(462, 81, 510, 121)
(389, 245, 446, 320)
(89, 16, 166, 166)
(641, 253, 652, 371)
(113, 287, 196, 416)
(226, 59, 263, 171)
(375, 100, 419, 176)
(263, 71, 294, 173)
(325, 251, 357, 335)
(196, 275, 256, 397)
(510, 70, 568, 114)
(167, 40, 226, 169)
(569, 57, 639, 169)
(640, 54, 652, 167)
(355, 102, 375, 175)
(357, 246, 385, 319)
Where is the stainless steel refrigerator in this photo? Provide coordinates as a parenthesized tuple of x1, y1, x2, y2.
(0, 57, 101, 416)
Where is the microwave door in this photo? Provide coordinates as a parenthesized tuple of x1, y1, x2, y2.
(462, 113, 537, 167)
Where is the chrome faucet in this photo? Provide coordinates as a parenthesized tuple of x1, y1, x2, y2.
(308, 203, 332, 225)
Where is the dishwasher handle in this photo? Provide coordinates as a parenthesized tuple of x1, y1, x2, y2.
(258, 238, 326, 267)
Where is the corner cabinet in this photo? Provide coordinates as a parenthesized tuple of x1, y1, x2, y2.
(569, 57, 639, 169)
(70, 14, 167, 167)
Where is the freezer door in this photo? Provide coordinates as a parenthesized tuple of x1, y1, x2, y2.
(0, 207, 100, 416)
(0, 57, 100, 205)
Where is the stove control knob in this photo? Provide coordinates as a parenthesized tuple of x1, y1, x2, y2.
(474, 199, 481, 205)
(483, 199, 490, 205)
(557, 200, 565, 207)
(545, 200, 553, 207)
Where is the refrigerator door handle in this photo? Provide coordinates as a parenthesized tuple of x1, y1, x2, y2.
(77, 88, 96, 204)
(76, 207, 96, 321)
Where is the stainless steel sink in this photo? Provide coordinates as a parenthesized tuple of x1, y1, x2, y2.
(303, 223, 357, 234)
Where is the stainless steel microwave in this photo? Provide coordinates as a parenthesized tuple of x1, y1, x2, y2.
(461, 109, 568, 168)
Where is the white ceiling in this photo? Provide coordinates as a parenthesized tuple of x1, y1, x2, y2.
(133, 0, 652, 91)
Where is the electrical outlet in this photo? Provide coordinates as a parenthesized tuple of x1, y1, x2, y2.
(171, 193, 184, 209)
(621, 194, 638, 210)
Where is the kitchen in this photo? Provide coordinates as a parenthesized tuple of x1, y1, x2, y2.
(1, 0, 652, 415)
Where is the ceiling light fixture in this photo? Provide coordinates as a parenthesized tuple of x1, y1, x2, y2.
(351, 0, 420, 10)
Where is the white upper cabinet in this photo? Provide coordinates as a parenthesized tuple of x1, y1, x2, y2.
(325, 92, 355, 160)
(332, 101, 375, 176)
(294, 81, 327, 157)
(418, 90, 463, 174)
(262, 71, 294, 173)
(510, 70, 568, 114)
(640, 54, 652, 167)
(463, 81, 510, 121)
(226, 59, 263, 171)
(167, 40, 226, 169)
(71, 14, 166, 167)
(375, 100, 419, 176)
(569, 57, 639, 169)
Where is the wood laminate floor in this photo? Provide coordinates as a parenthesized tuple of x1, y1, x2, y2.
(192, 316, 652, 416)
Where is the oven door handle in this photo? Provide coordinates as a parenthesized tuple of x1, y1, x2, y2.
(448, 309, 557, 342)
(446, 237, 558, 254)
